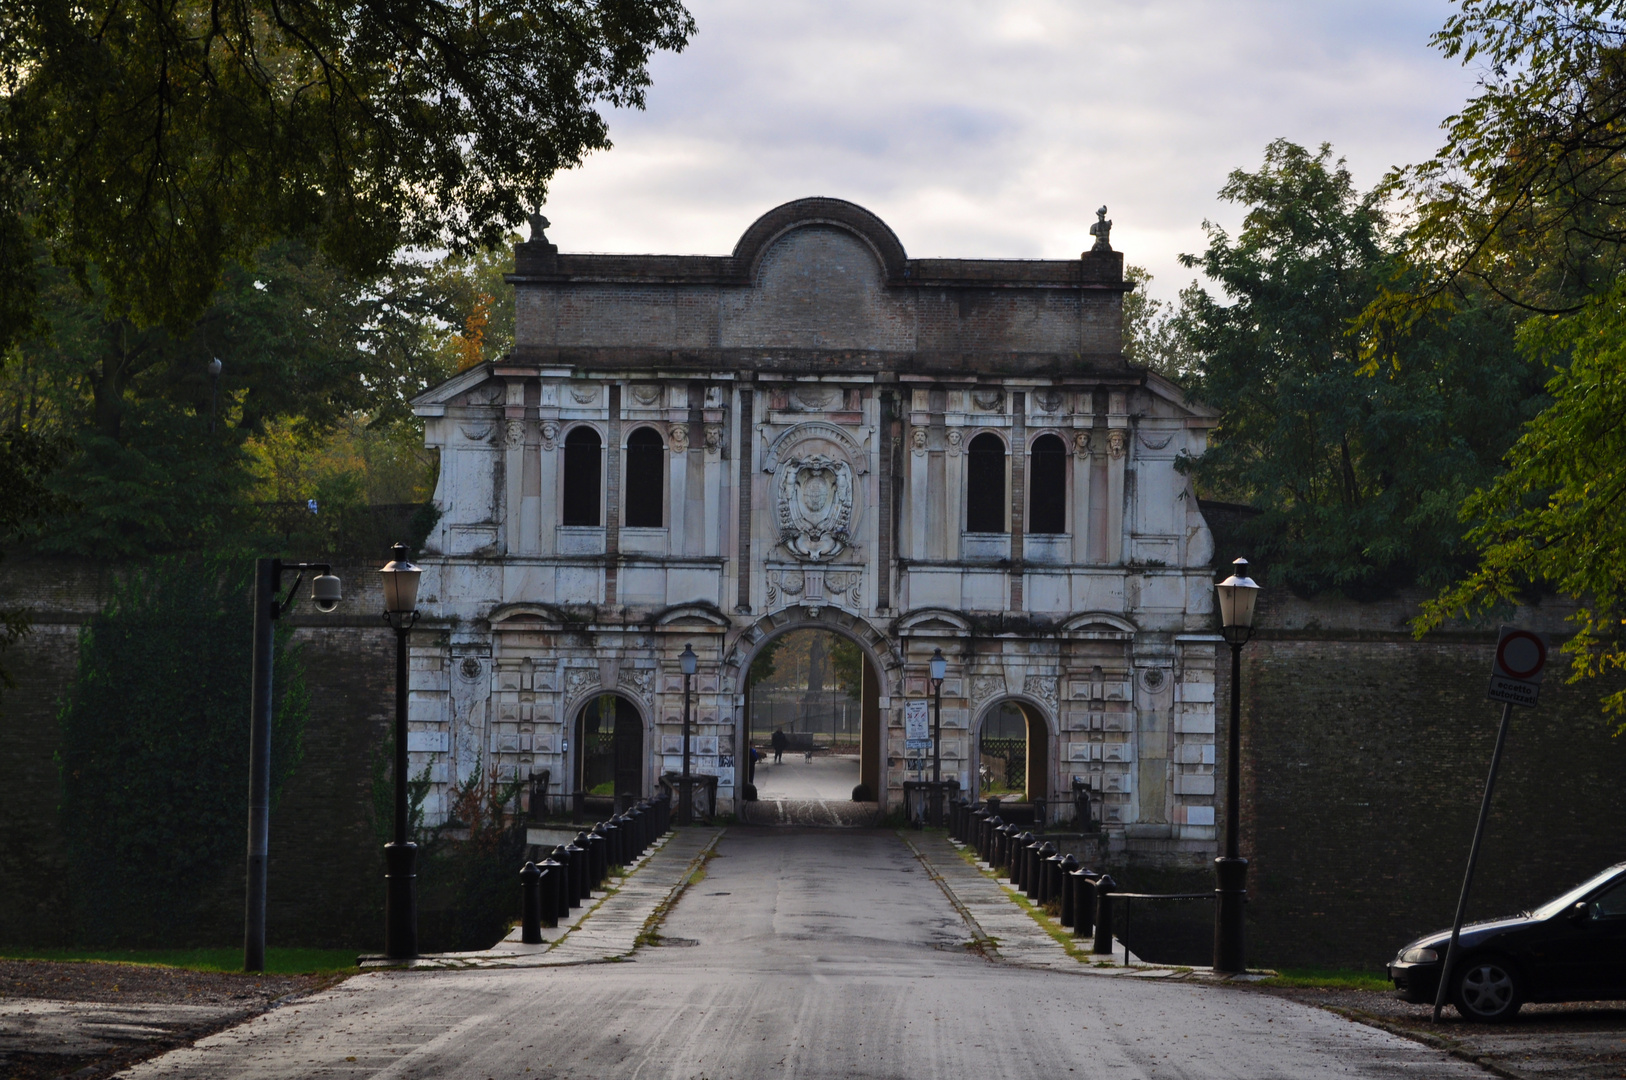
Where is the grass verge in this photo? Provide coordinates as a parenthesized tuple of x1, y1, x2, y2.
(0, 947, 358, 974)
(1259, 967, 1393, 992)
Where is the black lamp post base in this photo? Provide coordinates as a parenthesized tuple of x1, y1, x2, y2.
(384, 841, 419, 960)
(1213, 855, 1248, 974)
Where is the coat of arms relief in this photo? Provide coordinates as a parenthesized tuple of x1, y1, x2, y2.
(775, 454, 855, 561)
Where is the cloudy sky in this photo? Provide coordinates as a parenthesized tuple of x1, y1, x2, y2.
(541, 0, 1481, 303)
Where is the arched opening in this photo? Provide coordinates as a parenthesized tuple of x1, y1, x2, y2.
(575, 693, 644, 809)
(623, 426, 664, 528)
(975, 699, 1050, 808)
(1029, 433, 1067, 534)
(738, 622, 885, 818)
(966, 431, 1007, 533)
(562, 426, 602, 527)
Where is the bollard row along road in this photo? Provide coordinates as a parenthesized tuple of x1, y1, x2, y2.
(124, 826, 1487, 1079)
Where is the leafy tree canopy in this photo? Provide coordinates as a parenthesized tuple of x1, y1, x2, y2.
(2, 239, 511, 558)
(0, 0, 695, 344)
(1177, 140, 1543, 595)
(1396, 2, 1626, 724)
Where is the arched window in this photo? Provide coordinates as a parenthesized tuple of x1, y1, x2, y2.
(562, 426, 602, 527)
(966, 432, 1007, 533)
(623, 427, 665, 528)
(1029, 433, 1067, 534)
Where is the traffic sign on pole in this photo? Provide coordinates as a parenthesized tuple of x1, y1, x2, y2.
(1487, 625, 1547, 707)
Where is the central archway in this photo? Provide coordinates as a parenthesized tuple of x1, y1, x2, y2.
(724, 608, 901, 820)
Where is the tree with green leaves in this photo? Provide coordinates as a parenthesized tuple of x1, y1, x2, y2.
(0, 0, 695, 347)
(0, 426, 69, 707)
(1394, 2, 1626, 725)
(1178, 139, 1542, 595)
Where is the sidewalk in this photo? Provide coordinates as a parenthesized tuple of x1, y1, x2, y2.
(904, 831, 1265, 984)
(361, 826, 723, 970)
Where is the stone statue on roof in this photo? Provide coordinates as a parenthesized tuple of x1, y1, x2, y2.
(1089, 205, 1113, 253)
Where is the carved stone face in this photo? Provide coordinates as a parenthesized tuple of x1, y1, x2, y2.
(912, 428, 928, 453)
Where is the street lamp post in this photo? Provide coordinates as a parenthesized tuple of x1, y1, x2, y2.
(929, 647, 946, 826)
(380, 544, 422, 960)
(244, 559, 341, 972)
(679, 643, 697, 825)
(1213, 556, 1260, 975)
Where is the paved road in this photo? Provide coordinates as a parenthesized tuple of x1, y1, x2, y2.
(752, 753, 859, 799)
(125, 830, 1485, 1079)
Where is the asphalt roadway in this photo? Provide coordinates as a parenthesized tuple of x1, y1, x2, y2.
(123, 830, 1486, 1079)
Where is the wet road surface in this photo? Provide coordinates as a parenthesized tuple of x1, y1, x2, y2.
(123, 829, 1487, 1079)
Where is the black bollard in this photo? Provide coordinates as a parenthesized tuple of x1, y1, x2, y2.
(520, 861, 544, 944)
(1036, 842, 1059, 904)
(970, 805, 989, 851)
(1074, 869, 1099, 938)
(602, 819, 622, 869)
(550, 847, 572, 919)
(562, 839, 585, 906)
(1022, 836, 1042, 897)
(538, 856, 562, 928)
(1011, 830, 1034, 885)
(1093, 873, 1117, 955)
(1057, 854, 1080, 925)
(629, 804, 647, 852)
(572, 788, 585, 825)
(587, 827, 607, 888)
(574, 831, 594, 898)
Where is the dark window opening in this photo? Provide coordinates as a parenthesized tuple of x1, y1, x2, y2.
(966, 432, 1007, 533)
(1029, 433, 1067, 534)
(562, 427, 602, 527)
(624, 427, 665, 528)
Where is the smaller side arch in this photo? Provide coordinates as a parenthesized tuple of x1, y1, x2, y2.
(970, 694, 1058, 809)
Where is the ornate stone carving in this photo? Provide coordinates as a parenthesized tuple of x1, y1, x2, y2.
(630, 384, 661, 406)
(669, 424, 689, 454)
(618, 667, 654, 699)
(1073, 430, 1092, 456)
(971, 674, 1006, 707)
(1138, 431, 1174, 451)
(946, 429, 964, 457)
(779, 571, 804, 596)
(564, 667, 598, 701)
(1023, 673, 1059, 715)
(459, 420, 493, 441)
(570, 384, 599, 405)
(789, 385, 838, 411)
(824, 570, 863, 607)
(504, 419, 525, 449)
(703, 424, 723, 451)
(1138, 667, 1168, 693)
(972, 389, 1004, 412)
(775, 455, 855, 561)
(459, 657, 484, 681)
(762, 423, 868, 474)
(912, 428, 927, 456)
(1036, 390, 1063, 413)
(1108, 429, 1128, 458)
(540, 421, 559, 451)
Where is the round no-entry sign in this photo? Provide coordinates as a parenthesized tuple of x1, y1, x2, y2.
(1494, 628, 1547, 681)
(1488, 625, 1548, 707)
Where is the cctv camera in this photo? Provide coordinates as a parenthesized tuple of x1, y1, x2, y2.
(311, 572, 342, 613)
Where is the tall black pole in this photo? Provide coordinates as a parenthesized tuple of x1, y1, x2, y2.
(244, 558, 278, 972)
(1214, 636, 1249, 974)
(384, 618, 418, 959)
(680, 671, 693, 825)
(931, 677, 943, 826)
(1432, 701, 1515, 1020)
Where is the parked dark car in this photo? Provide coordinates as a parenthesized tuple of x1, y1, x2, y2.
(1389, 861, 1626, 1021)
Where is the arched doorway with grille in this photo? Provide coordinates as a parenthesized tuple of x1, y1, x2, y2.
(972, 698, 1052, 814)
(574, 693, 646, 811)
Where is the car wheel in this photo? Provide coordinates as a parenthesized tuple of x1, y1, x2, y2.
(1452, 956, 1522, 1022)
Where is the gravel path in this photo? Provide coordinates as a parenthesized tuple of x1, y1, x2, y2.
(0, 959, 335, 1080)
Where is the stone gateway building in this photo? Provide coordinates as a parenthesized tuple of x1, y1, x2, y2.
(408, 197, 1223, 859)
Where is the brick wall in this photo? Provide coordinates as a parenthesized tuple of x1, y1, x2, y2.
(0, 556, 395, 949)
(1227, 588, 1626, 970)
